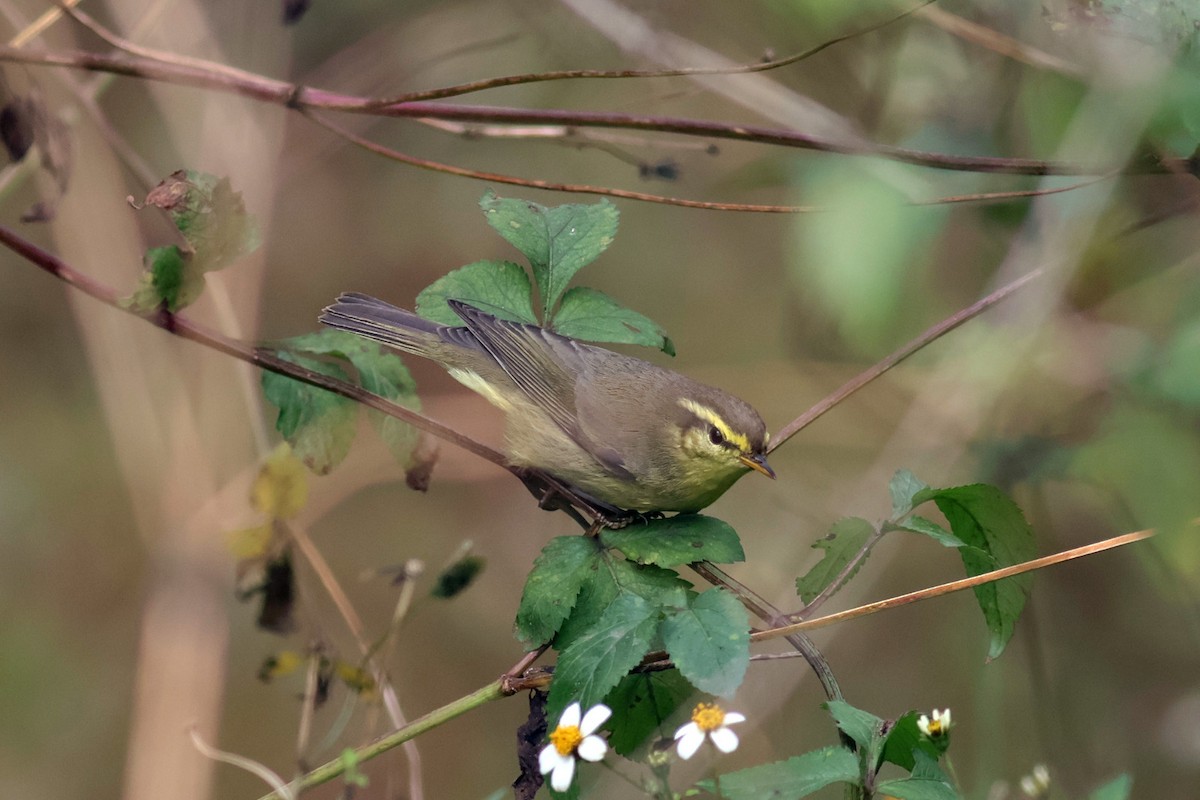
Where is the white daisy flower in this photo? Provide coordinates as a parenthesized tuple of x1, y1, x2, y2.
(674, 702, 746, 760)
(538, 701, 611, 792)
(1020, 764, 1051, 797)
(917, 708, 952, 739)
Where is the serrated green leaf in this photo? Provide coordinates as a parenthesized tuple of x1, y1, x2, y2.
(514, 536, 601, 646)
(795, 518, 874, 604)
(889, 468, 929, 517)
(415, 260, 537, 326)
(604, 669, 692, 757)
(1088, 774, 1132, 800)
(601, 514, 744, 567)
(547, 592, 659, 721)
(823, 700, 884, 752)
(554, 555, 692, 651)
(661, 588, 749, 697)
(930, 484, 1036, 660)
(881, 711, 944, 770)
(701, 746, 860, 799)
(550, 287, 674, 355)
(261, 352, 358, 475)
(479, 191, 619, 316)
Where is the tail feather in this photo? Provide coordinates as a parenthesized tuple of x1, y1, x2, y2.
(319, 293, 485, 358)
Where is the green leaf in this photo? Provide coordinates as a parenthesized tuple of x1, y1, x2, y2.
(889, 468, 929, 518)
(929, 484, 1036, 659)
(875, 776, 960, 800)
(601, 514, 744, 567)
(1089, 774, 1133, 800)
(296, 331, 423, 458)
(661, 588, 749, 697)
(894, 516, 974, 551)
(604, 669, 692, 757)
(554, 555, 691, 651)
(550, 287, 674, 355)
(547, 592, 659, 721)
(702, 746, 860, 799)
(877, 751, 959, 800)
(125, 170, 259, 312)
(261, 352, 358, 475)
(881, 711, 944, 770)
(823, 700, 884, 752)
(514, 536, 601, 646)
(267, 331, 427, 471)
(430, 555, 485, 599)
(415, 259, 537, 326)
(123, 245, 202, 313)
(795, 518, 874, 604)
(479, 191, 619, 316)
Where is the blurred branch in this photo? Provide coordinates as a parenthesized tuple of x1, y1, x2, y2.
(917, 5, 1086, 79)
(770, 269, 1045, 452)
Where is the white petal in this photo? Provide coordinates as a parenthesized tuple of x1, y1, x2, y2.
(916, 715, 930, 735)
(676, 729, 705, 760)
(580, 704, 612, 735)
(539, 745, 564, 776)
(710, 727, 740, 754)
(674, 722, 700, 741)
(722, 712, 746, 726)
(577, 734, 607, 762)
(559, 702, 582, 729)
(550, 758, 576, 792)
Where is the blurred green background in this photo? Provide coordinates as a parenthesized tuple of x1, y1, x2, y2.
(1, 0, 1199, 798)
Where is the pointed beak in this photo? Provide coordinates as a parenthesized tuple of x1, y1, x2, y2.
(739, 452, 776, 479)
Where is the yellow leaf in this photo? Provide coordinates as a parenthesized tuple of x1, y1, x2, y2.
(257, 650, 304, 682)
(227, 523, 273, 559)
(334, 661, 377, 696)
(252, 442, 309, 519)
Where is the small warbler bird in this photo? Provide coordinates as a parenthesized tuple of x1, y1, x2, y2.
(320, 293, 774, 516)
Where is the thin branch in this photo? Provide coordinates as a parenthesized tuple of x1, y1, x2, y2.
(0, 224, 509, 469)
(750, 528, 1157, 644)
(0, 44, 1187, 177)
(303, 109, 818, 213)
(190, 726, 296, 800)
(770, 269, 1044, 452)
(359, 1, 934, 108)
(255, 681, 508, 800)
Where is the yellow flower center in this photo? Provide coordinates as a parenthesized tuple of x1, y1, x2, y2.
(927, 718, 944, 736)
(550, 725, 583, 756)
(691, 703, 726, 732)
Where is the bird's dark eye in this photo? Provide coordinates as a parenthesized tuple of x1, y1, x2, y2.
(708, 425, 725, 446)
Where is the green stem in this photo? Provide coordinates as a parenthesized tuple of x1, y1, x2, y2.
(254, 681, 506, 800)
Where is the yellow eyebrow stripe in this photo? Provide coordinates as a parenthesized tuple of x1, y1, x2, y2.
(678, 399, 751, 452)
